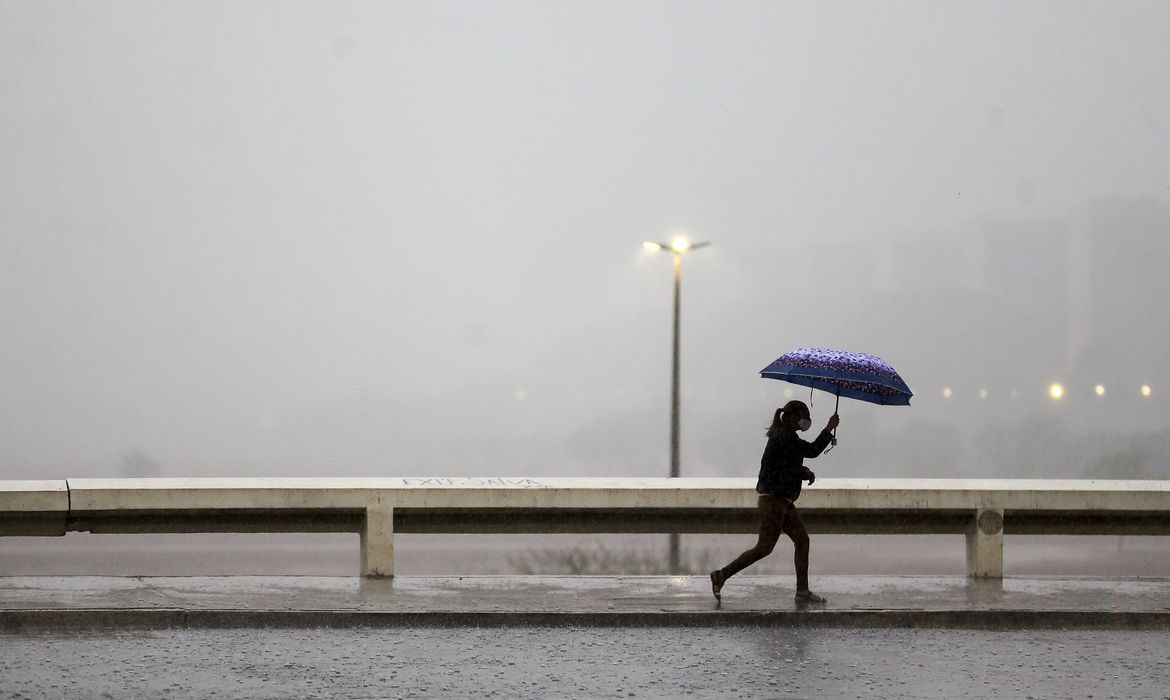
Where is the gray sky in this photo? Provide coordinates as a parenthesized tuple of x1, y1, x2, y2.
(2, 1, 1168, 480)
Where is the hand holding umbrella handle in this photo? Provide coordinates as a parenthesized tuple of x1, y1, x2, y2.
(826, 413, 840, 445)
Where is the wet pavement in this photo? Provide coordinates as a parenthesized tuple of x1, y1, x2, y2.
(2, 575, 1170, 629)
(3, 626, 1170, 698)
(4, 576, 1170, 698)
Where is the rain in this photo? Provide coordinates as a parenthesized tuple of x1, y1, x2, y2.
(4, 3, 1170, 698)
(2, 2, 1166, 485)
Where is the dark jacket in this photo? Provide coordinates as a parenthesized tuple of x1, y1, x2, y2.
(756, 427, 834, 501)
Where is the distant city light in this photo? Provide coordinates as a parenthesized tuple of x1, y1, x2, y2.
(942, 387, 952, 399)
(1095, 384, 1106, 397)
(1049, 383, 1064, 400)
(1142, 385, 1153, 397)
(978, 389, 989, 400)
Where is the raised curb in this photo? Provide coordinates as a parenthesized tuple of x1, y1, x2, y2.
(3, 608, 1169, 631)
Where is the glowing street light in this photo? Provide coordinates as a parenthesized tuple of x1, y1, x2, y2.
(1049, 383, 1065, 400)
(1142, 385, 1153, 397)
(1095, 384, 1106, 397)
(643, 234, 710, 574)
(942, 387, 953, 399)
(643, 235, 711, 478)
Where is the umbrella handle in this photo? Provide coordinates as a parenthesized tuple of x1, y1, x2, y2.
(831, 390, 840, 446)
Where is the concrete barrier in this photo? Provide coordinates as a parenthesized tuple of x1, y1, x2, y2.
(0, 481, 68, 537)
(3, 477, 1169, 578)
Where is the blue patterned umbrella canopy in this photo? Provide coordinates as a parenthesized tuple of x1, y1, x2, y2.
(760, 347, 913, 406)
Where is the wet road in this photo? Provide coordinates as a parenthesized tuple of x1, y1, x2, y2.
(3, 627, 1168, 699)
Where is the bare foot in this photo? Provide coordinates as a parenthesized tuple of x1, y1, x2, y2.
(794, 590, 827, 604)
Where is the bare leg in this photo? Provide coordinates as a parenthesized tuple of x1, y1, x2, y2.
(783, 505, 810, 591)
(714, 496, 786, 585)
(784, 506, 825, 602)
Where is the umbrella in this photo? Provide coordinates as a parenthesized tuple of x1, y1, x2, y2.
(760, 347, 912, 445)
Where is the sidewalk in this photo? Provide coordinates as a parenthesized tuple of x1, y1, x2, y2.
(3, 575, 1169, 630)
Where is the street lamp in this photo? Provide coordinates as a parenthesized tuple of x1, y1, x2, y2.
(644, 234, 710, 574)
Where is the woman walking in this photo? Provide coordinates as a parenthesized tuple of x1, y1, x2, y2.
(709, 400, 839, 604)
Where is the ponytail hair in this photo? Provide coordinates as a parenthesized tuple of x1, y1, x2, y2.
(766, 400, 809, 438)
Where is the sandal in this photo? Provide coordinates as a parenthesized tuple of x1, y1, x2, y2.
(709, 570, 724, 601)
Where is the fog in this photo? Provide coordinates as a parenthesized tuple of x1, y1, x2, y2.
(2, 1, 1168, 482)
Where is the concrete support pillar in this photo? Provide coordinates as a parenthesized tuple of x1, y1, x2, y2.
(360, 506, 394, 578)
(965, 508, 1004, 578)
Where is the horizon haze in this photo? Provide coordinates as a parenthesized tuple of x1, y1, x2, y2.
(3, 1, 1168, 482)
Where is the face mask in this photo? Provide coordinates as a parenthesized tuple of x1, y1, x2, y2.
(798, 418, 812, 431)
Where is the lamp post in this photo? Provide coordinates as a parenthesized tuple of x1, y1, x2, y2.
(643, 235, 710, 574)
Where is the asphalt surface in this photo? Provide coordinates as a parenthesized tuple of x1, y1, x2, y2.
(4, 574, 1169, 697)
(3, 626, 1170, 699)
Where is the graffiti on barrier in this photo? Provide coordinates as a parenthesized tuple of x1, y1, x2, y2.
(398, 477, 549, 489)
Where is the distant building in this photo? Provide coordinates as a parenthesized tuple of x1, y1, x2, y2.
(1072, 197, 1170, 395)
(974, 217, 1071, 393)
